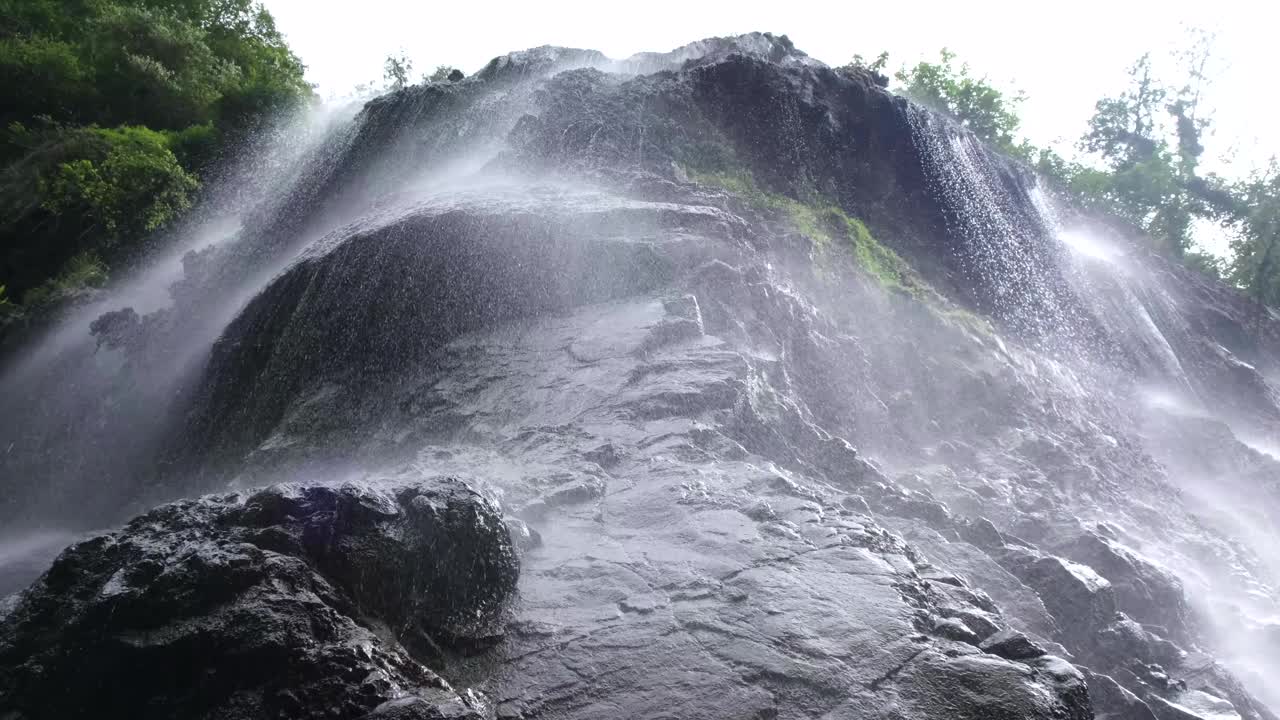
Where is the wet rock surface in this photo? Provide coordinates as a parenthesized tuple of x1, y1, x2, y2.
(0, 478, 517, 719)
(3, 32, 1280, 720)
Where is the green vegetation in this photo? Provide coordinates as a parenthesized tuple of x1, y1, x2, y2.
(893, 49, 1025, 153)
(687, 162, 995, 339)
(0, 0, 312, 325)
(841, 41, 1280, 308)
(686, 166, 937, 300)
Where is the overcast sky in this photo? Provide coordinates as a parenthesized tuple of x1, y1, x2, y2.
(263, 0, 1278, 175)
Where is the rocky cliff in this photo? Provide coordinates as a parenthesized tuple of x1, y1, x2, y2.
(2, 33, 1279, 720)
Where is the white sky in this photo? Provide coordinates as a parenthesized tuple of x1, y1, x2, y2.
(265, 0, 1279, 175)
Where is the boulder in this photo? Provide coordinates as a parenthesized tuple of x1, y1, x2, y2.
(1001, 551, 1117, 639)
(1085, 670, 1159, 720)
(0, 478, 518, 719)
(980, 628, 1048, 661)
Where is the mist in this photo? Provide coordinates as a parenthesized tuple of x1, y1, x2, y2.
(2, 30, 1278, 720)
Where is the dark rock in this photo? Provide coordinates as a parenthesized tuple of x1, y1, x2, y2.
(178, 197, 690, 468)
(0, 478, 518, 719)
(1001, 552, 1117, 638)
(1062, 532, 1192, 643)
(1094, 615, 1185, 669)
(933, 616, 981, 644)
(980, 628, 1048, 661)
(960, 516, 1007, 549)
(892, 651, 1092, 720)
(1085, 669, 1159, 720)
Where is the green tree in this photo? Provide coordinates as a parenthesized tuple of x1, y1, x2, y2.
(1, 123, 198, 300)
(0, 0, 312, 326)
(894, 49, 1025, 152)
(1226, 163, 1280, 306)
(0, 0, 312, 132)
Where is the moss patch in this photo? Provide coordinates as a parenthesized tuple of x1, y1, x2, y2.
(685, 163, 994, 338)
(687, 167, 919, 292)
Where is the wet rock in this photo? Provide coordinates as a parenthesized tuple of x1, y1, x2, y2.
(932, 616, 981, 643)
(1085, 670, 1159, 720)
(1148, 690, 1243, 720)
(980, 628, 1048, 661)
(1002, 552, 1117, 638)
(959, 516, 1007, 549)
(0, 478, 518, 719)
(941, 606, 1001, 639)
(504, 517, 542, 553)
(890, 651, 1092, 720)
(1062, 532, 1192, 643)
(89, 306, 141, 351)
(11, 30, 1274, 720)
(1095, 615, 1185, 669)
(179, 197, 693, 467)
(539, 475, 606, 507)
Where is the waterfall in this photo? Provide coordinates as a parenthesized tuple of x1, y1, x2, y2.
(0, 102, 365, 530)
(2, 35, 1279, 720)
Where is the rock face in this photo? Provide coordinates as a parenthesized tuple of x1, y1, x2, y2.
(2, 32, 1280, 720)
(0, 478, 518, 719)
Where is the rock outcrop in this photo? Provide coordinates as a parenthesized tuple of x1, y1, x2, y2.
(0, 478, 517, 719)
(1, 32, 1278, 720)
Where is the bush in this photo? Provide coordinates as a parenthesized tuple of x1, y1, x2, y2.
(1, 123, 198, 297)
(0, 0, 311, 319)
(0, 36, 95, 126)
(21, 251, 108, 308)
(42, 125, 199, 240)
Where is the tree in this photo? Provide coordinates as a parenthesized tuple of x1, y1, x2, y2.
(1226, 163, 1280, 306)
(0, 0, 312, 132)
(0, 0, 312, 325)
(894, 49, 1025, 152)
(837, 51, 889, 86)
(424, 64, 461, 83)
(383, 51, 412, 90)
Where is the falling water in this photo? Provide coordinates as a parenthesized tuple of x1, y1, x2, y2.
(909, 105, 1280, 711)
(0, 101, 366, 531)
(3, 35, 1280, 720)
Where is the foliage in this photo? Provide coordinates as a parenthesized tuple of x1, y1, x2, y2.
(894, 49, 1025, 152)
(0, 0, 310, 325)
(40, 126, 199, 242)
(1062, 53, 1223, 258)
(1040, 38, 1279, 299)
(20, 251, 109, 308)
(685, 166, 937, 301)
(886, 41, 1280, 304)
(1225, 163, 1280, 306)
(425, 65, 463, 83)
(383, 51, 412, 91)
(837, 52, 889, 85)
(0, 0, 311, 132)
(1, 123, 199, 298)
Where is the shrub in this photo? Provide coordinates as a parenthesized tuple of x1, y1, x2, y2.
(1, 124, 198, 297)
(41, 125, 199, 242)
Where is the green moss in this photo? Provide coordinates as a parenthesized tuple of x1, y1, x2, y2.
(685, 162, 995, 339)
(687, 165, 924, 292)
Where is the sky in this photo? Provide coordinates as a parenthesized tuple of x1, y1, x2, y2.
(263, 0, 1279, 254)
(264, 0, 1276, 163)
